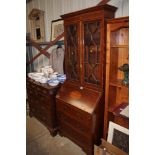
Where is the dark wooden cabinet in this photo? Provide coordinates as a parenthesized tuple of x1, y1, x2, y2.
(56, 4, 117, 155)
(103, 17, 129, 139)
(56, 82, 104, 155)
(63, 5, 117, 91)
(27, 78, 60, 136)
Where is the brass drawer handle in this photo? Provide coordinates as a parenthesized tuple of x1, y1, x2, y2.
(80, 64, 82, 68)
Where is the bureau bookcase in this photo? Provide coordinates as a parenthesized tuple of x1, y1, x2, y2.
(56, 4, 117, 155)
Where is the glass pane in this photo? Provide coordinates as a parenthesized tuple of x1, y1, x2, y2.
(84, 20, 101, 85)
(66, 24, 80, 81)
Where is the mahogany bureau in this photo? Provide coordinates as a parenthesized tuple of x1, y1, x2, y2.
(26, 77, 60, 136)
(56, 82, 104, 155)
(56, 3, 117, 155)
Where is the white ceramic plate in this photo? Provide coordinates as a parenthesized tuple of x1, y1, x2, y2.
(48, 83, 59, 86)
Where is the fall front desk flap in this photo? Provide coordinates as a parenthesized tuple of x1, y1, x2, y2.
(56, 82, 102, 114)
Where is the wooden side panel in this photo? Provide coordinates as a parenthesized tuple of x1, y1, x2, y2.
(103, 17, 129, 139)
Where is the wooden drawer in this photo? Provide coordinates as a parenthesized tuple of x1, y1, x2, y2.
(38, 93, 51, 106)
(26, 80, 32, 87)
(56, 100, 91, 126)
(28, 93, 51, 108)
(38, 111, 52, 127)
(38, 87, 49, 95)
(27, 88, 38, 98)
(57, 111, 92, 134)
(29, 98, 39, 107)
(29, 106, 40, 118)
(27, 83, 49, 96)
(27, 87, 34, 96)
(26, 83, 31, 90)
(60, 121, 92, 147)
(30, 103, 52, 127)
(29, 106, 37, 114)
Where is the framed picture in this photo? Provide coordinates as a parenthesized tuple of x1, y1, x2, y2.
(51, 19, 64, 41)
(107, 121, 129, 153)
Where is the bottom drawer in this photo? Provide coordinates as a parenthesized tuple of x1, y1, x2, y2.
(29, 105, 38, 115)
(59, 121, 92, 147)
(57, 111, 91, 134)
(29, 105, 53, 127)
(38, 113, 52, 127)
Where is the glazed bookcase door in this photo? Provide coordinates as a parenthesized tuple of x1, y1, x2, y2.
(65, 22, 80, 82)
(82, 19, 103, 90)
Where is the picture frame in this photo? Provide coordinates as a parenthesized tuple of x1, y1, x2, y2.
(107, 121, 129, 153)
(51, 19, 64, 41)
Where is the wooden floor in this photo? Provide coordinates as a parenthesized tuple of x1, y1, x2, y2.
(26, 116, 86, 155)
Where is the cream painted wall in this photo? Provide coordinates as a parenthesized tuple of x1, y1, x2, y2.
(26, 0, 129, 71)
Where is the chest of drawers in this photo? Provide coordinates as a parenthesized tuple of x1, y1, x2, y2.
(56, 82, 104, 155)
(26, 77, 60, 136)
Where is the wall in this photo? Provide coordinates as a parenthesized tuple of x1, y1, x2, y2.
(26, 0, 129, 72)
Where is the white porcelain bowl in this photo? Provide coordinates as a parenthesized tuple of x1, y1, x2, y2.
(39, 78, 47, 83)
(48, 80, 59, 86)
(48, 83, 58, 86)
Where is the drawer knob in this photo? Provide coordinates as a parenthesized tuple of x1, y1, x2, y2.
(80, 86, 83, 90)
(56, 95, 60, 98)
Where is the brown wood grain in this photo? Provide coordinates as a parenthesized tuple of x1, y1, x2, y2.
(103, 17, 129, 139)
(27, 77, 60, 136)
(57, 4, 116, 155)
